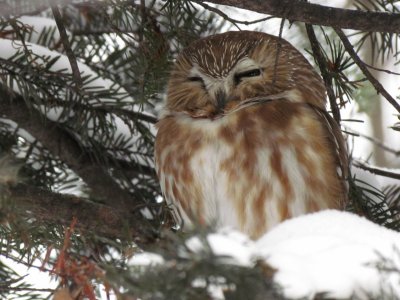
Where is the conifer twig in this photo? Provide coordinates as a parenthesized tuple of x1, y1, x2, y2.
(334, 28, 400, 114)
(306, 24, 341, 123)
(0, 90, 139, 208)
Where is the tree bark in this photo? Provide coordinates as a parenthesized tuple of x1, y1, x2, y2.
(7, 183, 158, 245)
(200, 0, 400, 33)
(3, 0, 400, 33)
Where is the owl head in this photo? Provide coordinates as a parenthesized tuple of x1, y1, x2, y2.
(164, 31, 326, 118)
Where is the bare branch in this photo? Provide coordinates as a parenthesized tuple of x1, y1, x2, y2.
(198, 0, 400, 33)
(8, 183, 158, 245)
(4, 0, 400, 34)
(344, 126, 400, 156)
(192, 0, 274, 29)
(364, 62, 400, 76)
(334, 28, 400, 114)
(354, 161, 400, 180)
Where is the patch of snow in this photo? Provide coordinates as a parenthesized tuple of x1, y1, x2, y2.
(130, 252, 164, 267)
(0, 117, 36, 144)
(0, 38, 130, 103)
(255, 210, 400, 299)
(36, 105, 68, 122)
(140, 207, 154, 220)
(2, 255, 57, 298)
(19, 16, 60, 47)
(187, 228, 255, 267)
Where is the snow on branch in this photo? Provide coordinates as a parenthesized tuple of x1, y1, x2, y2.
(0, 90, 136, 207)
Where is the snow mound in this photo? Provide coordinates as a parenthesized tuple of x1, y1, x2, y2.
(256, 210, 400, 299)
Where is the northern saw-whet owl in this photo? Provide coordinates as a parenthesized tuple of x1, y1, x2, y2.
(155, 31, 348, 239)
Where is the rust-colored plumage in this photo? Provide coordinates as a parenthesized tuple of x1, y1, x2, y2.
(155, 31, 348, 239)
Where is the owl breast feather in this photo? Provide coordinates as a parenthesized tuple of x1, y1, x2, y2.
(155, 101, 345, 239)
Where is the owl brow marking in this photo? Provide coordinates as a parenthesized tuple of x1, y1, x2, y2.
(188, 36, 259, 78)
(272, 19, 286, 85)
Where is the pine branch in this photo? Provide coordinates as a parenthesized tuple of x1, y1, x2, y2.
(0, 89, 138, 209)
(198, 0, 400, 33)
(334, 28, 400, 114)
(7, 183, 157, 245)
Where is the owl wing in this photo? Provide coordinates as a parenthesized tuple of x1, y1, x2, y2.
(308, 104, 349, 208)
(228, 96, 349, 210)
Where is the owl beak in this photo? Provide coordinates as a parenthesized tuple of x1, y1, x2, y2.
(215, 90, 227, 113)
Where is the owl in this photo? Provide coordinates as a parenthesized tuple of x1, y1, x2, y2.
(155, 31, 348, 239)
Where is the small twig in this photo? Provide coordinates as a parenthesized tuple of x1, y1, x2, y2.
(305, 24, 341, 123)
(354, 161, 400, 180)
(192, 0, 275, 29)
(51, 6, 83, 88)
(8, 19, 32, 60)
(3, 253, 59, 274)
(364, 62, 400, 76)
(334, 28, 400, 114)
(341, 118, 364, 123)
(116, 109, 158, 124)
(343, 126, 400, 156)
(139, 0, 146, 42)
(0, 286, 55, 293)
(71, 29, 141, 35)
